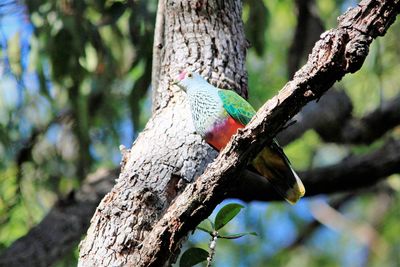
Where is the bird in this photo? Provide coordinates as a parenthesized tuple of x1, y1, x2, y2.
(174, 70, 305, 204)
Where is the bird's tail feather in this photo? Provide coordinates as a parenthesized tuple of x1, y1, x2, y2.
(252, 140, 305, 204)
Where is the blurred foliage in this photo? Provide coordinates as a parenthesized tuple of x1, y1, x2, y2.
(0, 0, 399, 266)
(0, 0, 156, 264)
(243, 0, 269, 56)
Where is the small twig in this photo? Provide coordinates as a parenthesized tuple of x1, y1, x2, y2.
(206, 231, 218, 267)
(374, 39, 384, 109)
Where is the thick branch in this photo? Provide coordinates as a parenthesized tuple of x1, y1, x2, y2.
(9, 90, 399, 264)
(303, 139, 400, 195)
(136, 1, 400, 265)
(317, 94, 400, 143)
(0, 168, 117, 267)
(278, 91, 400, 145)
(279, 0, 354, 146)
(279, 0, 399, 146)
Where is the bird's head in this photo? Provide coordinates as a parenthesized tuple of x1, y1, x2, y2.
(173, 70, 204, 92)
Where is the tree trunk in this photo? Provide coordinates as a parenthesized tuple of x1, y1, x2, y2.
(78, 1, 248, 266)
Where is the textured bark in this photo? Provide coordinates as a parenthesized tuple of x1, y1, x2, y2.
(78, 0, 399, 266)
(0, 168, 117, 267)
(78, 1, 248, 266)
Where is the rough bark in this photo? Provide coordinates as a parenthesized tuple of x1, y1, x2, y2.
(78, 1, 248, 266)
(77, 0, 399, 266)
(279, 0, 400, 146)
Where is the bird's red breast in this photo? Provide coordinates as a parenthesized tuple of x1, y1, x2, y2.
(205, 116, 245, 151)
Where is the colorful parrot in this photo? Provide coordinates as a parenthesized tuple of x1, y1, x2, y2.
(174, 71, 305, 204)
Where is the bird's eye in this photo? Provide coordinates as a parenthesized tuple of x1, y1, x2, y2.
(187, 73, 193, 78)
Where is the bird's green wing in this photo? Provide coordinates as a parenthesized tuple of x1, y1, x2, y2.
(218, 89, 256, 125)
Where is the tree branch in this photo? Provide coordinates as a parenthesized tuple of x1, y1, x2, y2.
(279, 0, 399, 146)
(78, 1, 249, 265)
(317, 94, 400, 143)
(135, 1, 400, 265)
(278, 0, 354, 146)
(278, 91, 400, 146)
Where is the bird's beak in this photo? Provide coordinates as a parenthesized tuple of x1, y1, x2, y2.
(171, 71, 186, 86)
(170, 79, 179, 86)
(171, 80, 186, 92)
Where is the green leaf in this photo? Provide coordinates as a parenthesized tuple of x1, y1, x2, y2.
(196, 219, 214, 234)
(179, 247, 209, 267)
(214, 203, 244, 230)
(207, 218, 215, 229)
(196, 225, 212, 235)
(218, 232, 258, 239)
